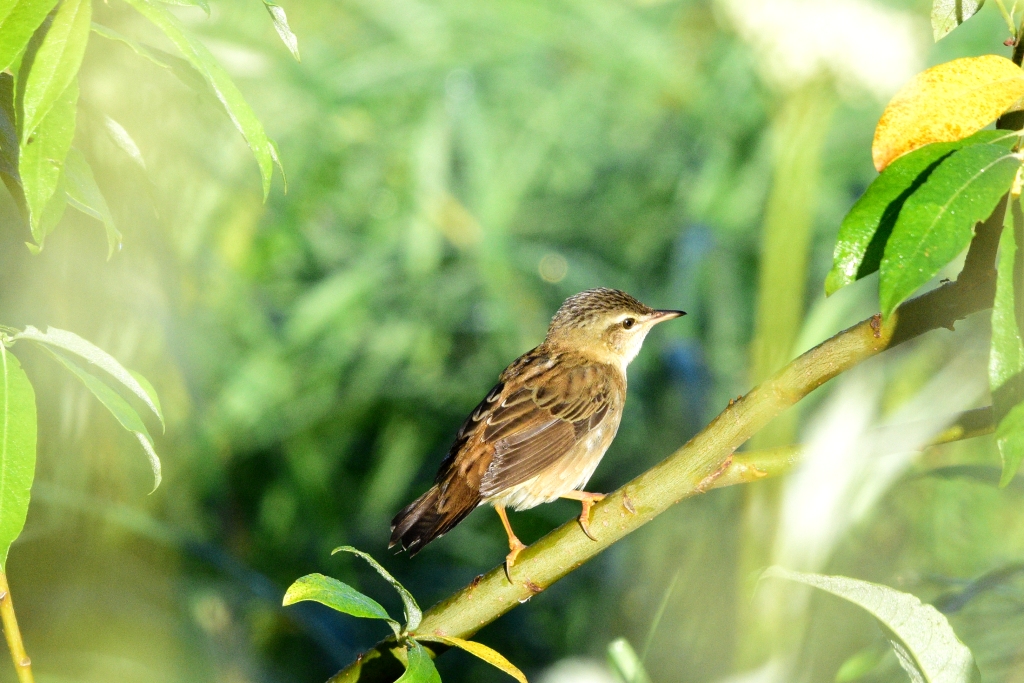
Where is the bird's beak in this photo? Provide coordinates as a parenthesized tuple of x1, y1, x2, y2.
(649, 310, 686, 324)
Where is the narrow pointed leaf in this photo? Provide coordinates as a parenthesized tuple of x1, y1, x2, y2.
(826, 130, 1018, 295)
(762, 567, 978, 683)
(873, 55, 1024, 171)
(103, 115, 146, 170)
(63, 147, 121, 257)
(0, 345, 36, 571)
(129, 370, 164, 430)
(157, 0, 209, 16)
(119, 0, 276, 198)
(990, 199, 1024, 485)
(261, 0, 299, 61)
(397, 641, 441, 683)
(42, 347, 161, 490)
(417, 635, 527, 683)
(283, 573, 400, 635)
(19, 0, 90, 143)
(879, 144, 1020, 317)
(13, 325, 164, 429)
(332, 545, 421, 631)
(0, 0, 59, 72)
(931, 0, 984, 41)
(607, 638, 652, 683)
(19, 77, 76, 245)
(91, 22, 172, 69)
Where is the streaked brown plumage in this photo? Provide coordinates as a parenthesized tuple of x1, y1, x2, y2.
(390, 288, 684, 576)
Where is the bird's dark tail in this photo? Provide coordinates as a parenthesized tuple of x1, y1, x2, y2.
(390, 484, 478, 556)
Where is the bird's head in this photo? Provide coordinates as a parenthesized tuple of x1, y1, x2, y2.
(544, 288, 684, 370)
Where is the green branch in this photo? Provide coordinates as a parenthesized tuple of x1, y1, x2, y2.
(329, 203, 1005, 683)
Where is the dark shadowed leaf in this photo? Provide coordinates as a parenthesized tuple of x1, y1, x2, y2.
(0, 0, 59, 72)
(63, 147, 121, 257)
(931, 0, 985, 41)
(990, 200, 1024, 485)
(417, 635, 527, 683)
(879, 143, 1020, 317)
(18, 78, 76, 245)
(333, 545, 421, 631)
(42, 347, 161, 491)
(13, 325, 164, 428)
(0, 345, 36, 571)
(18, 0, 90, 142)
(283, 573, 400, 636)
(762, 567, 979, 683)
(120, 0, 277, 198)
(397, 641, 441, 683)
(262, 0, 299, 61)
(826, 130, 1018, 295)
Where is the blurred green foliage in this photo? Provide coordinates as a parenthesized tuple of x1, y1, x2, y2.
(2, 0, 1024, 682)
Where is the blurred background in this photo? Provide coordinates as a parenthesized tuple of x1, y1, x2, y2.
(1, 0, 1023, 681)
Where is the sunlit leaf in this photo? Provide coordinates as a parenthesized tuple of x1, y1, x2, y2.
(19, 77, 76, 245)
(13, 325, 164, 429)
(283, 573, 400, 636)
(128, 370, 164, 431)
(606, 638, 651, 683)
(417, 635, 527, 683)
(762, 567, 979, 683)
(826, 130, 1018, 295)
(157, 0, 209, 16)
(0, 0, 59, 72)
(120, 0, 277, 198)
(103, 115, 146, 170)
(332, 545, 421, 631)
(0, 345, 36, 571)
(397, 641, 441, 683)
(879, 144, 1020, 317)
(18, 0, 90, 143)
(63, 147, 121, 258)
(990, 199, 1024, 485)
(261, 0, 299, 61)
(91, 22, 172, 69)
(872, 56, 1024, 171)
(42, 347, 161, 491)
(931, 0, 984, 41)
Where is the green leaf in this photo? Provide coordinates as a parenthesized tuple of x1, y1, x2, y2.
(931, 0, 984, 41)
(128, 370, 164, 431)
(156, 0, 209, 16)
(119, 0, 277, 198)
(261, 0, 299, 61)
(103, 115, 146, 170)
(879, 143, 1021, 317)
(826, 130, 1018, 296)
(91, 22, 172, 69)
(995, 401, 1024, 489)
(13, 325, 164, 429)
(283, 573, 400, 636)
(332, 545, 422, 631)
(42, 347, 161, 491)
(0, 0, 59, 72)
(0, 344, 36, 571)
(63, 147, 121, 257)
(417, 635, 527, 683)
(762, 567, 979, 683)
(19, 77, 76, 245)
(606, 638, 651, 683)
(397, 641, 441, 683)
(990, 199, 1024, 485)
(18, 0, 90, 143)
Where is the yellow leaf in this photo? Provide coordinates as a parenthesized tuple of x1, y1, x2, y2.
(415, 635, 527, 683)
(872, 55, 1024, 171)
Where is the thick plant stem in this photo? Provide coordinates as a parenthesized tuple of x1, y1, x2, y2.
(330, 207, 1004, 683)
(0, 573, 33, 683)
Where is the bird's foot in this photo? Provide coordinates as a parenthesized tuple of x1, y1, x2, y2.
(576, 492, 606, 541)
(504, 538, 527, 580)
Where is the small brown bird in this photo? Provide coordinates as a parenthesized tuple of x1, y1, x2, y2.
(390, 288, 684, 576)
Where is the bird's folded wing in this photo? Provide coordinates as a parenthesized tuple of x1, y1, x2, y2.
(478, 362, 616, 497)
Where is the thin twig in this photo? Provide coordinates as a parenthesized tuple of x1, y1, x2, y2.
(0, 573, 33, 683)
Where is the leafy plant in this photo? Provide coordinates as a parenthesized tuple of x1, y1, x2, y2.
(283, 546, 527, 683)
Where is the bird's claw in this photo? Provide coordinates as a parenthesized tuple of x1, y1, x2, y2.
(504, 538, 527, 580)
(577, 493, 605, 541)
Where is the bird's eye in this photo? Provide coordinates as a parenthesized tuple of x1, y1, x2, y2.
(622, 318, 636, 330)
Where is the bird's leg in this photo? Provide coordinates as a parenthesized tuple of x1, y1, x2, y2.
(495, 505, 527, 579)
(560, 490, 606, 541)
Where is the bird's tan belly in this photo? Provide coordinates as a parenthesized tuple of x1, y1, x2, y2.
(484, 417, 620, 511)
